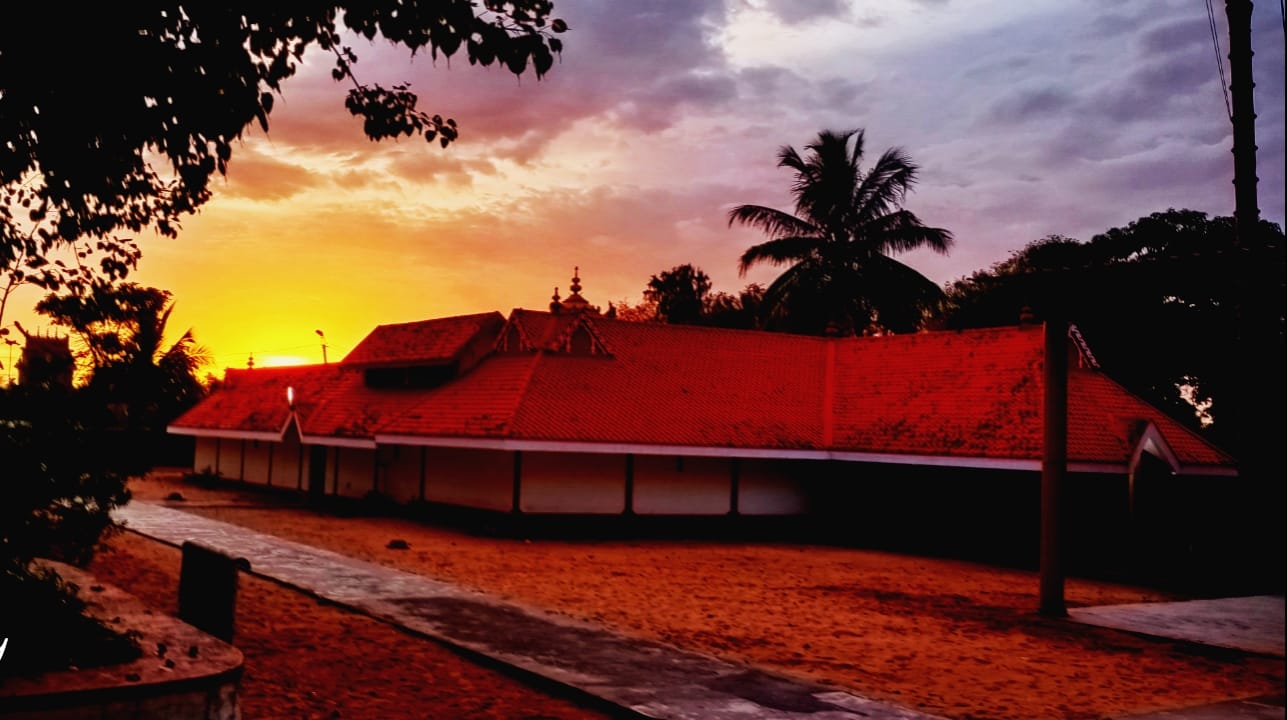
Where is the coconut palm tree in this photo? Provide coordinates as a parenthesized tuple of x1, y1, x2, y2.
(729, 128, 953, 335)
(36, 283, 210, 433)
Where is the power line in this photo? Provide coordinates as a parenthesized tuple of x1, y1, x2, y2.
(1206, 0, 1234, 121)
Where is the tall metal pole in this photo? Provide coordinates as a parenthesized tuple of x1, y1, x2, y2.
(1040, 316, 1068, 616)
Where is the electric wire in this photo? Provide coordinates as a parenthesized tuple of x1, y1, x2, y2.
(1206, 0, 1233, 121)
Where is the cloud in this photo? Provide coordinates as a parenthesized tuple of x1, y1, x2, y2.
(986, 86, 1076, 122)
(219, 151, 323, 201)
(761, 0, 849, 25)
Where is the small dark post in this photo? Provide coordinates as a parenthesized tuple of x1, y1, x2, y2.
(1040, 318, 1068, 617)
(178, 541, 250, 643)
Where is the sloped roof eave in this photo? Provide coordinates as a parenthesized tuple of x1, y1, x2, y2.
(167, 425, 285, 442)
(299, 434, 377, 449)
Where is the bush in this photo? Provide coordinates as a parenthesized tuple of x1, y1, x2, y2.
(0, 565, 142, 676)
(0, 383, 144, 676)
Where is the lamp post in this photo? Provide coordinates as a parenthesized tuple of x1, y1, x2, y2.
(315, 330, 328, 364)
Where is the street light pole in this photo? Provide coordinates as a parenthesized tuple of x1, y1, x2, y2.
(315, 330, 328, 364)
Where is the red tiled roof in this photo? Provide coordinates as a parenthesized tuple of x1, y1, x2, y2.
(505, 319, 826, 448)
(170, 364, 339, 435)
(341, 312, 504, 368)
(173, 309, 1235, 471)
(830, 326, 1044, 459)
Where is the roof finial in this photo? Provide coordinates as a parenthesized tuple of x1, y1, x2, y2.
(557, 266, 599, 314)
(550, 287, 562, 313)
(247, 352, 255, 369)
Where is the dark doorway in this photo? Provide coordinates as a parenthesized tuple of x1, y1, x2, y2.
(308, 446, 328, 501)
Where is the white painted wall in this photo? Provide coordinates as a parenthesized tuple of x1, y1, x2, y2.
(216, 440, 243, 479)
(739, 459, 809, 515)
(633, 455, 731, 515)
(243, 441, 272, 485)
(379, 445, 423, 503)
(521, 452, 626, 514)
(424, 447, 513, 511)
(193, 438, 219, 474)
(333, 447, 377, 498)
(270, 436, 303, 490)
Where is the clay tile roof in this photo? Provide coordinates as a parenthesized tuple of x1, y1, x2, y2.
(378, 354, 539, 438)
(341, 312, 504, 368)
(1068, 370, 1233, 468)
(507, 317, 826, 448)
(170, 364, 338, 435)
(173, 308, 1235, 472)
(298, 369, 435, 441)
(829, 326, 1045, 459)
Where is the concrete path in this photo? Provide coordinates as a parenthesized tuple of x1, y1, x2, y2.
(1071, 596, 1286, 720)
(1113, 694, 1285, 720)
(1070, 596, 1285, 658)
(116, 501, 943, 720)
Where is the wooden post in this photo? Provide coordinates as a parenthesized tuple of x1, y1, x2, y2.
(1040, 318, 1068, 617)
(178, 541, 250, 643)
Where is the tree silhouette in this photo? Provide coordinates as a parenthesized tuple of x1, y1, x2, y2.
(37, 284, 210, 430)
(644, 264, 713, 325)
(1, 2, 567, 668)
(1, 2, 567, 294)
(730, 129, 952, 335)
(940, 208, 1285, 449)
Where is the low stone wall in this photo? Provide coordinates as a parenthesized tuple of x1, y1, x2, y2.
(0, 562, 244, 720)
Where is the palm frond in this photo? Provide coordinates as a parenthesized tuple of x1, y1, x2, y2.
(862, 209, 954, 255)
(737, 236, 822, 275)
(728, 204, 818, 240)
(852, 147, 918, 226)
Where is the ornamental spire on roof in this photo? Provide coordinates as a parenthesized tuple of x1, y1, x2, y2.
(559, 266, 600, 314)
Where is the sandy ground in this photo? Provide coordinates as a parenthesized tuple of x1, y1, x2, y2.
(88, 532, 613, 720)
(110, 472, 1284, 720)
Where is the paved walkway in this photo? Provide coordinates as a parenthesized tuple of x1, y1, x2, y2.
(116, 502, 943, 720)
(1070, 595, 1284, 659)
(116, 501, 1284, 720)
(1071, 596, 1285, 720)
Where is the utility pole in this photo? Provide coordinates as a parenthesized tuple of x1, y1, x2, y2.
(1224, 0, 1284, 591)
(1225, 0, 1258, 232)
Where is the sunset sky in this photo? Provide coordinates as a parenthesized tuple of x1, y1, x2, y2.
(9, 0, 1286, 373)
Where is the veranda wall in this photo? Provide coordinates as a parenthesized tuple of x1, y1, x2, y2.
(520, 451, 627, 514)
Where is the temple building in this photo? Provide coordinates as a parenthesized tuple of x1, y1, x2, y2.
(168, 270, 1235, 562)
